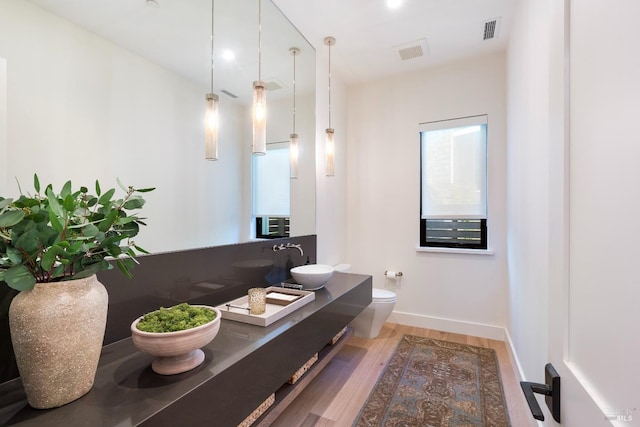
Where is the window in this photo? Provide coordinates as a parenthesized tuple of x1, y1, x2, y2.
(256, 216, 290, 239)
(253, 142, 290, 238)
(419, 115, 488, 249)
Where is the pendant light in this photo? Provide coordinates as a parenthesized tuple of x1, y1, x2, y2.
(205, 0, 219, 160)
(252, 0, 266, 155)
(324, 36, 336, 177)
(289, 47, 300, 179)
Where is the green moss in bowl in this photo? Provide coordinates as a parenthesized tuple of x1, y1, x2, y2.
(136, 303, 217, 333)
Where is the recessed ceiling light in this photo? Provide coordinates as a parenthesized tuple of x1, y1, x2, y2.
(386, 0, 403, 9)
(146, 0, 159, 8)
(222, 49, 235, 61)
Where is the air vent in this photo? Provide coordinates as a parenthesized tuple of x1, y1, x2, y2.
(221, 89, 238, 99)
(398, 45, 423, 60)
(393, 38, 429, 61)
(483, 18, 501, 40)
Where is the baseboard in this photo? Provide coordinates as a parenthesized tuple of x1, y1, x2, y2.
(503, 329, 544, 427)
(503, 328, 527, 382)
(388, 310, 506, 341)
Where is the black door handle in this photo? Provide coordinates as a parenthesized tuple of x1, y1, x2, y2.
(520, 363, 561, 422)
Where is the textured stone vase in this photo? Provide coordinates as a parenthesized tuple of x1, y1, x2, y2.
(9, 275, 108, 409)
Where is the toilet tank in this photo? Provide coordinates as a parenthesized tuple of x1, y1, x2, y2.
(333, 264, 351, 273)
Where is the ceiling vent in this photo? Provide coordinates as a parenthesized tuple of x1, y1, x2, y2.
(393, 38, 429, 61)
(220, 89, 238, 99)
(483, 18, 501, 40)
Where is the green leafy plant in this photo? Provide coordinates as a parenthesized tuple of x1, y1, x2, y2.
(0, 174, 154, 291)
(136, 303, 217, 333)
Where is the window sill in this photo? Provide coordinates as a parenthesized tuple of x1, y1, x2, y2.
(416, 246, 494, 255)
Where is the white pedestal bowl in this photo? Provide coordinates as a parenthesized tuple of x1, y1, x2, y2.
(130, 306, 221, 375)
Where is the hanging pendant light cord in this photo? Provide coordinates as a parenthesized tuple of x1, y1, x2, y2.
(258, 0, 262, 81)
(210, 0, 214, 92)
(328, 41, 332, 129)
(292, 51, 296, 134)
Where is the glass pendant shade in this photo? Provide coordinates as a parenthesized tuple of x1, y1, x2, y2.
(289, 133, 299, 179)
(325, 128, 335, 176)
(205, 93, 219, 160)
(252, 81, 267, 155)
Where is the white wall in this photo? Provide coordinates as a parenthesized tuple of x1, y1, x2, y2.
(0, 0, 244, 253)
(0, 58, 6, 191)
(315, 46, 349, 266)
(345, 53, 509, 337)
(505, 0, 552, 381)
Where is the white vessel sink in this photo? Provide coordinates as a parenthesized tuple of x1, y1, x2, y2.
(290, 264, 334, 290)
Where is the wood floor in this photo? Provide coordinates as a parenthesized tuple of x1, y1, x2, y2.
(270, 322, 536, 427)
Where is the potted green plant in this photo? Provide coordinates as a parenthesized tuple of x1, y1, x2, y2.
(130, 303, 222, 375)
(0, 174, 154, 409)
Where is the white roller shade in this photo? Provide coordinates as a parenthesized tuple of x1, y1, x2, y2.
(253, 143, 290, 217)
(420, 115, 487, 219)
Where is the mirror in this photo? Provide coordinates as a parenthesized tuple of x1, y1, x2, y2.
(0, 0, 316, 253)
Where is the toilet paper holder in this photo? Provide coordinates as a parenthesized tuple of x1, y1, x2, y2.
(384, 271, 403, 277)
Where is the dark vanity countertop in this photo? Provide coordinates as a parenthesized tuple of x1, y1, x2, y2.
(0, 272, 372, 427)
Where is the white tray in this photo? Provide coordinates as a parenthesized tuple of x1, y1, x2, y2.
(216, 287, 315, 327)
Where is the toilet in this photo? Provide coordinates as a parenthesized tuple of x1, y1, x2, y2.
(350, 288, 397, 339)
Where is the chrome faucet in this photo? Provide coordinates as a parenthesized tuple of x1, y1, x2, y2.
(287, 243, 304, 256)
(272, 242, 304, 256)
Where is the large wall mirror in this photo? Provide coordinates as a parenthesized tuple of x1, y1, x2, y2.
(0, 0, 316, 253)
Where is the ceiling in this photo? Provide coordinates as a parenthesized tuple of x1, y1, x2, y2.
(24, 0, 513, 97)
(273, 0, 514, 84)
(24, 0, 316, 105)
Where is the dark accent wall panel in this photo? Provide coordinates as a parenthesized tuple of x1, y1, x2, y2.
(0, 236, 316, 385)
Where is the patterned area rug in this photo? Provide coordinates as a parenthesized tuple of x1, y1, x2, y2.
(353, 335, 511, 427)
